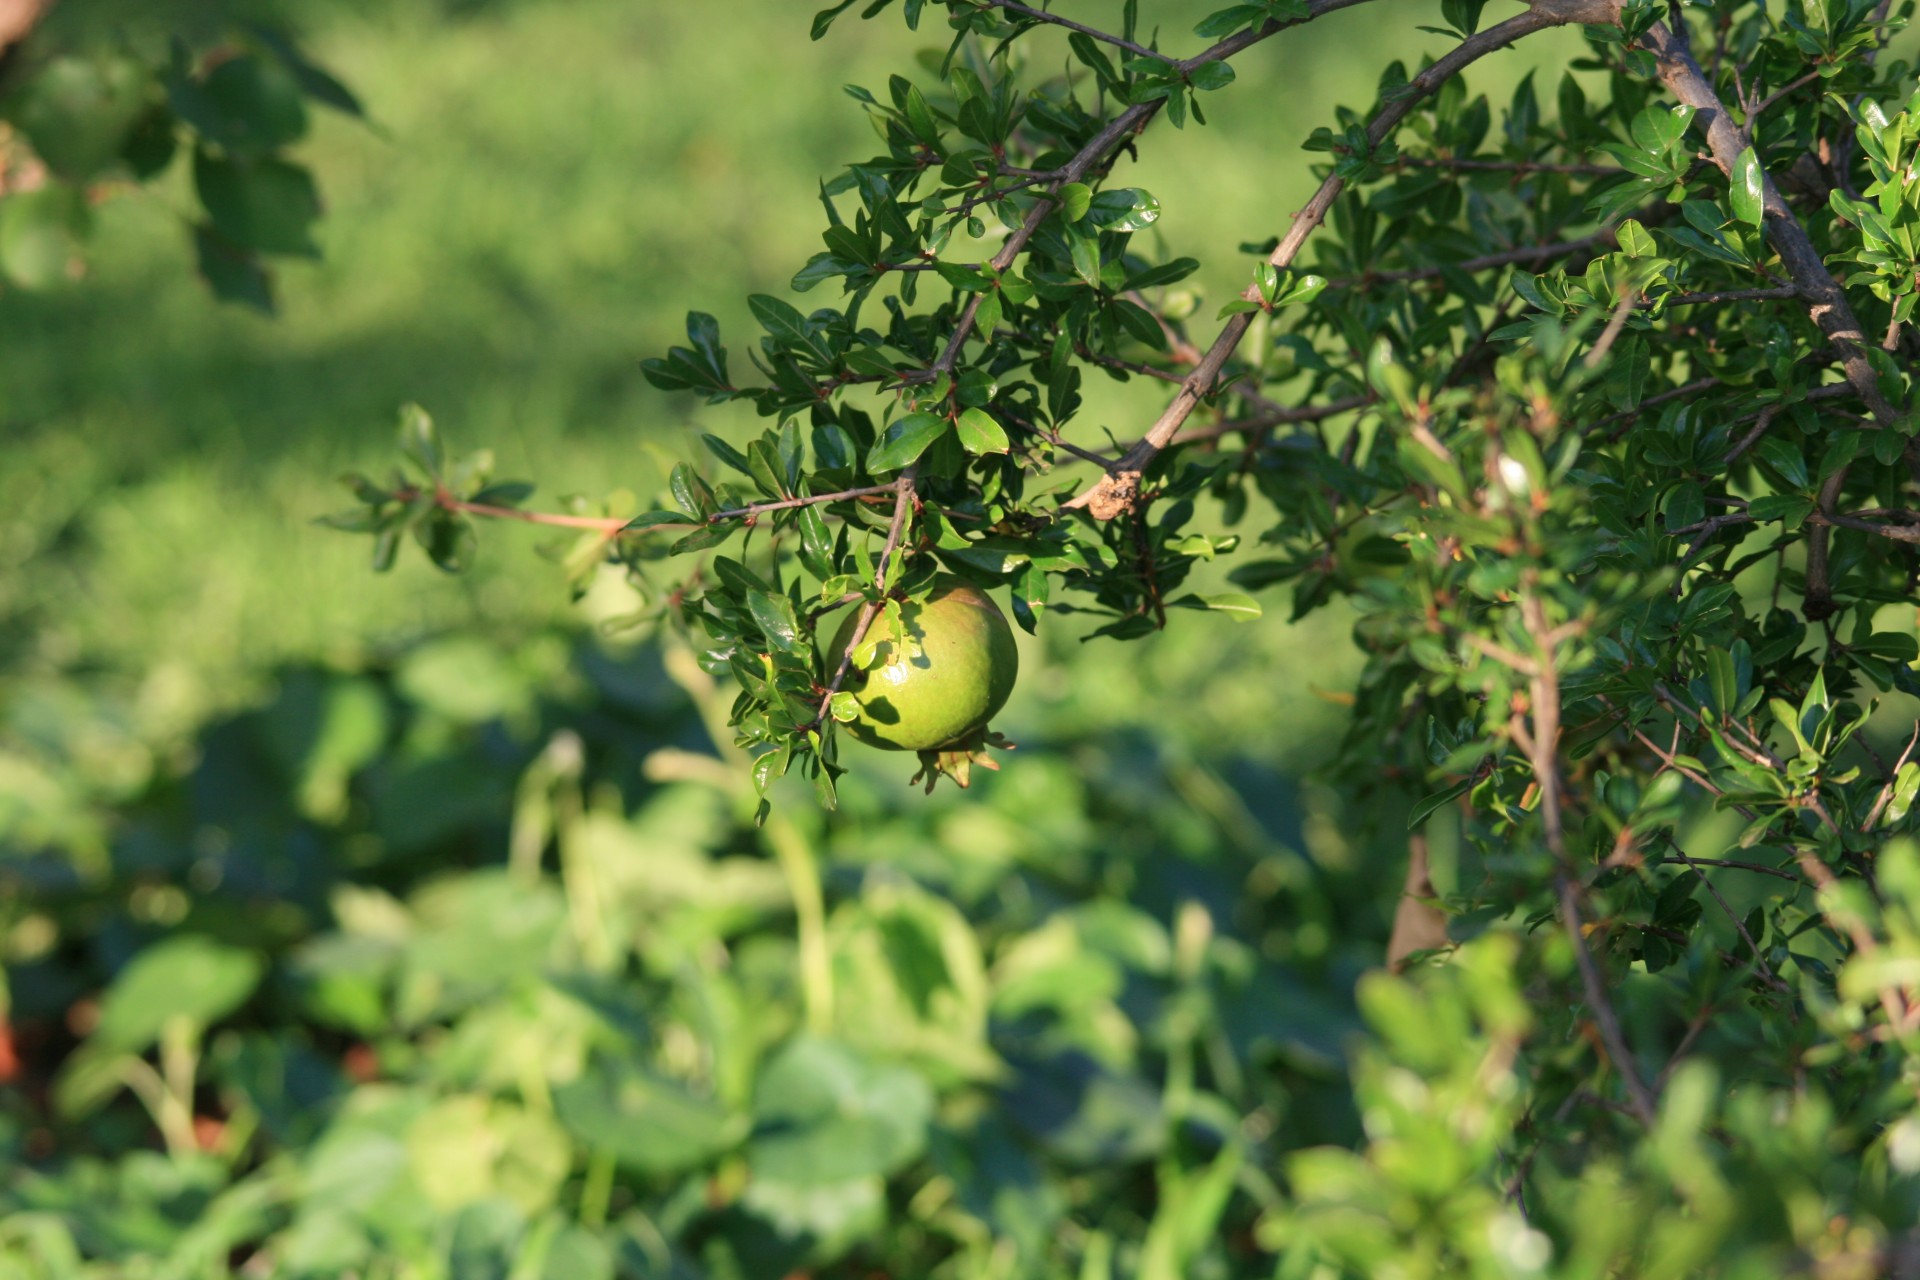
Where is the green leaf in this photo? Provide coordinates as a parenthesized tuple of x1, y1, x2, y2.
(247, 24, 367, 118)
(1409, 777, 1474, 829)
(934, 259, 989, 291)
(812, 0, 859, 38)
(1751, 495, 1804, 525)
(191, 224, 274, 312)
(866, 411, 948, 473)
(748, 1037, 933, 1184)
(193, 149, 321, 257)
(1754, 435, 1811, 490)
(1616, 217, 1657, 258)
(93, 936, 264, 1052)
(1188, 61, 1236, 91)
(748, 294, 824, 360)
(748, 589, 804, 654)
(398, 403, 443, 475)
(618, 512, 689, 537)
(1730, 147, 1765, 226)
(955, 407, 1011, 455)
(670, 462, 715, 518)
(1168, 591, 1262, 621)
(1069, 231, 1102, 286)
(1126, 257, 1200, 290)
(9, 54, 149, 180)
(1367, 335, 1418, 413)
(199, 55, 311, 153)
(792, 251, 853, 291)
(1888, 761, 1920, 824)
(974, 286, 1004, 337)
(554, 1063, 746, 1175)
(1086, 187, 1161, 231)
(414, 510, 478, 573)
(1277, 272, 1327, 307)
(1058, 182, 1092, 223)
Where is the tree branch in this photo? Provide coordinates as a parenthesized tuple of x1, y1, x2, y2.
(965, 0, 1163, 61)
(1519, 590, 1660, 1127)
(1170, 392, 1378, 445)
(1810, 507, 1920, 543)
(1649, 285, 1800, 307)
(1065, 4, 1577, 519)
(411, 488, 646, 534)
(1393, 154, 1619, 177)
(709, 484, 899, 523)
(810, 466, 920, 730)
(1640, 19, 1901, 615)
(920, 0, 1377, 379)
(1332, 229, 1619, 289)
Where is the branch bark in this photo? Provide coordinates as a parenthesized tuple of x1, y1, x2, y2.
(1065, 2, 1585, 519)
(1517, 589, 1660, 1127)
(1639, 19, 1901, 618)
(1639, 23, 1895, 420)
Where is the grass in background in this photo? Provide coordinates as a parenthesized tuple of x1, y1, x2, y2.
(3, 0, 1606, 815)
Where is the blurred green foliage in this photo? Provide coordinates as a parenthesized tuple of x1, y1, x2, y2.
(3, 626, 1388, 1276)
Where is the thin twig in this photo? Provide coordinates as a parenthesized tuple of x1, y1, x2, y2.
(967, 0, 1163, 62)
(1584, 286, 1641, 369)
(709, 484, 899, 522)
(1648, 285, 1800, 307)
(1811, 508, 1920, 544)
(1170, 393, 1378, 445)
(1393, 154, 1619, 177)
(415, 488, 644, 534)
(1669, 846, 1791, 992)
(1680, 857, 1803, 883)
(1747, 70, 1821, 126)
(1332, 230, 1618, 289)
(1079, 345, 1187, 384)
(1557, 875, 1660, 1125)
(1516, 590, 1659, 1126)
(1723, 403, 1781, 464)
(1001, 409, 1117, 467)
(810, 467, 920, 729)
(1863, 723, 1920, 830)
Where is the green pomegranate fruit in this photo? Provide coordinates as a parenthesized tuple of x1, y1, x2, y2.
(825, 576, 1019, 752)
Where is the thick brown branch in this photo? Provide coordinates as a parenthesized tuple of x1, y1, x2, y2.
(1065, 4, 1576, 518)
(1810, 508, 1920, 543)
(1640, 23, 1896, 427)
